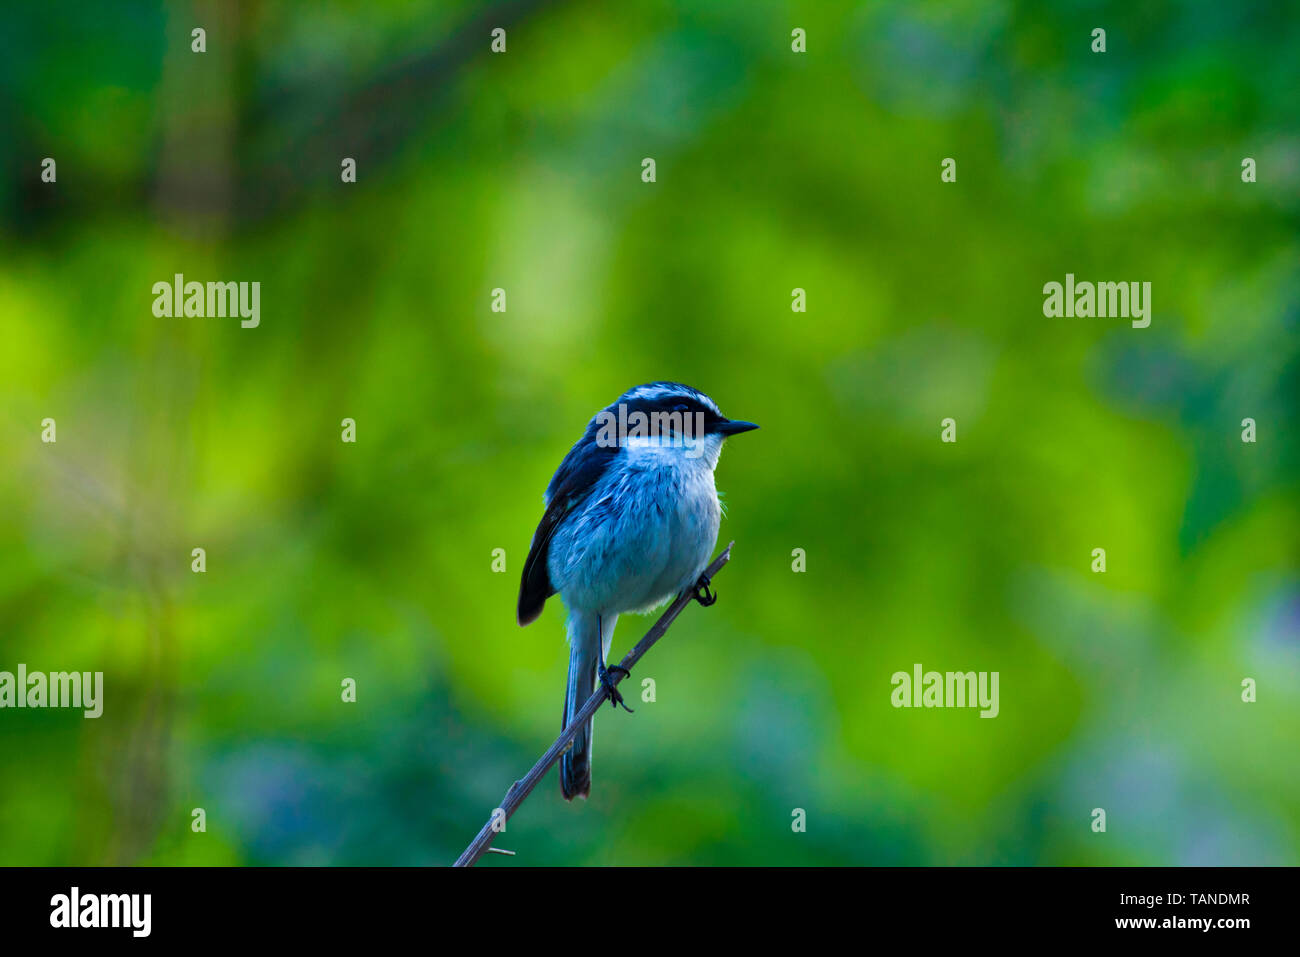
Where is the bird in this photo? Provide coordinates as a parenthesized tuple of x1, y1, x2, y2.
(517, 382, 758, 800)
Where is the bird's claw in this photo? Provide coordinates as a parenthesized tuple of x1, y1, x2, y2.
(691, 572, 717, 607)
(598, 664, 634, 713)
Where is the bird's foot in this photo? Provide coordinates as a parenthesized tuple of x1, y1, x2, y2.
(691, 571, 717, 607)
(598, 664, 634, 713)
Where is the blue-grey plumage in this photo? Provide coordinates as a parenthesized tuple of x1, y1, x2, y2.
(517, 382, 758, 800)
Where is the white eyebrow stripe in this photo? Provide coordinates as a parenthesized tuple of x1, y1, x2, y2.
(623, 383, 720, 413)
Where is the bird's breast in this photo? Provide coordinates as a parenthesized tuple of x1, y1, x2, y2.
(549, 454, 720, 614)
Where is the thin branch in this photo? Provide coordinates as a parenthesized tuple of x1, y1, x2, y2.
(452, 542, 736, 867)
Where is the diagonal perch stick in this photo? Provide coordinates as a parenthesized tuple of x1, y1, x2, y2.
(452, 541, 735, 867)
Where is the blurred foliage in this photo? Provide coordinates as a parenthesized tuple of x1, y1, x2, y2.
(0, 0, 1297, 865)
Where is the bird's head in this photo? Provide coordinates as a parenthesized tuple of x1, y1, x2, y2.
(588, 381, 758, 466)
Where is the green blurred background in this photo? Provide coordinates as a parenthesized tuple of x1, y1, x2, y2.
(1, 0, 1297, 866)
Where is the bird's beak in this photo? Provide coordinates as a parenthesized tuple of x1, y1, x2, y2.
(714, 418, 759, 436)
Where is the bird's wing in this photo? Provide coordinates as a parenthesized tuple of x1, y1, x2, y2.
(517, 436, 617, 626)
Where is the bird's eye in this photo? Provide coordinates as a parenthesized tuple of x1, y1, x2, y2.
(671, 403, 689, 412)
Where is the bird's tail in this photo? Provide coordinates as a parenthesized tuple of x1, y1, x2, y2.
(560, 611, 611, 801)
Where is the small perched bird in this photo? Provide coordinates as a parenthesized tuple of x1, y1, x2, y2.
(518, 382, 758, 800)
